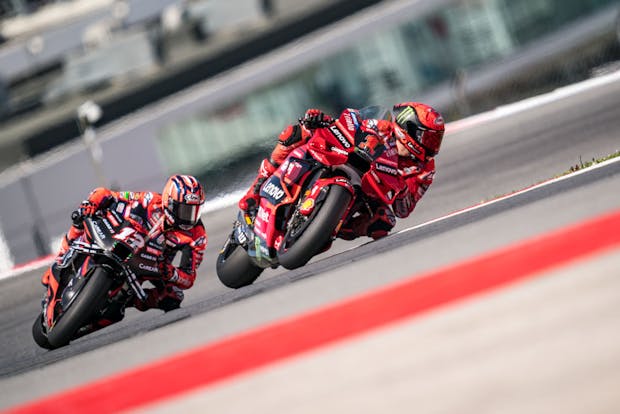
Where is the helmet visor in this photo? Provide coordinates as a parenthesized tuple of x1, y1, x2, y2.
(169, 201, 201, 227)
(403, 121, 442, 156)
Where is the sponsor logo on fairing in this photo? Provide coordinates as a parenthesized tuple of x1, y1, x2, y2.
(329, 125, 351, 149)
(330, 146, 349, 155)
(116, 202, 126, 214)
(146, 246, 161, 255)
(263, 182, 285, 201)
(259, 244, 270, 257)
(257, 207, 270, 222)
(301, 198, 315, 211)
(102, 219, 114, 232)
(140, 253, 158, 261)
(92, 222, 107, 240)
(107, 213, 120, 227)
(235, 227, 247, 244)
(138, 263, 158, 273)
(143, 192, 153, 207)
(343, 111, 357, 132)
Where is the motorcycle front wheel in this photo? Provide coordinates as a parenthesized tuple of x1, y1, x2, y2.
(32, 313, 52, 349)
(46, 267, 112, 349)
(216, 239, 264, 289)
(278, 184, 352, 270)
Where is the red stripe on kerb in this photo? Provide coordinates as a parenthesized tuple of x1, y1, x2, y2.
(6, 208, 620, 414)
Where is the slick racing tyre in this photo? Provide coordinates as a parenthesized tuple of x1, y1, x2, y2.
(278, 184, 352, 270)
(32, 313, 52, 349)
(46, 267, 112, 349)
(216, 239, 264, 289)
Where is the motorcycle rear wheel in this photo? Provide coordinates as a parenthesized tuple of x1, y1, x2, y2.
(46, 267, 113, 349)
(216, 240, 264, 289)
(278, 185, 352, 269)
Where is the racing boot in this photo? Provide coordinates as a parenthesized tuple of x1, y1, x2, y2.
(338, 205, 395, 240)
(337, 213, 370, 241)
(73, 318, 118, 340)
(238, 158, 278, 212)
(132, 285, 184, 312)
(73, 297, 127, 339)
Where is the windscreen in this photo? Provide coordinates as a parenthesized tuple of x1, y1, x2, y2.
(357, 105, 392, 122)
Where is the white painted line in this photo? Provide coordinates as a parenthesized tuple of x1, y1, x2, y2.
(399, 155, 620, 235)
(1, 255, 53, 280)
(446, 69, 620, 133)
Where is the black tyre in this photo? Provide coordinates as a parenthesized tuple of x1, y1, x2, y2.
(47, 267, 112, 349)
(32, 313, 52, 349)
(278, 185, 352, 269)
(216, 240, 264, 289)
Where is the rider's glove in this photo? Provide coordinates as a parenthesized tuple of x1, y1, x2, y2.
(392, 190, 415, 218)
(239, 193, 260, 212)
(78, 201, 98, 218)
(299, 108, 333, 129)
(158, 261, 179, 284)
(71, 210, 85, 228)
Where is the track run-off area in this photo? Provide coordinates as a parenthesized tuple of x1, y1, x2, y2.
(1, 71, 620, 413)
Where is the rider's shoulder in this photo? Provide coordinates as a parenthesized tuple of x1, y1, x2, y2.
(166, 222, 207, 246)
(192, 220, 207, 237)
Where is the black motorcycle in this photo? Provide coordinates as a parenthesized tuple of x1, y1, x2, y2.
(33, 203, 164, 349)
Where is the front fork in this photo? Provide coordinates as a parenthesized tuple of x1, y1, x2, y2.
(298, 176, 355, 216)
(41, 264, 61, 330)
(296, 177, 357, 238)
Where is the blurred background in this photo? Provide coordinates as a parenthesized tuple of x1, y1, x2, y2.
(0, 0, 618, 269)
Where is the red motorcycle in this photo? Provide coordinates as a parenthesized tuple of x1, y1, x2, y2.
(216, 106, 405, 288)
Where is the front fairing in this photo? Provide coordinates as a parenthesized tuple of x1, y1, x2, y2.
(246, 148, 329, 267)
(50, 212, 151, 316)
(59, 255, 99, 312)
(260, 151, 316, 206)
(231, 210, 277, 268)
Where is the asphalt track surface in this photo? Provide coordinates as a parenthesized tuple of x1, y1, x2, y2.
(0, 72, 619, 412)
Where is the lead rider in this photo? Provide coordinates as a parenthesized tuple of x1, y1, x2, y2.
(239, 102, 445, 240)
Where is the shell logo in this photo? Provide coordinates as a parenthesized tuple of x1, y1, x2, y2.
(300, 198, 315, 213)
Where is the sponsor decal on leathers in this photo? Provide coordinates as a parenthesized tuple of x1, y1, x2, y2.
(375, 163, 399, 176)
